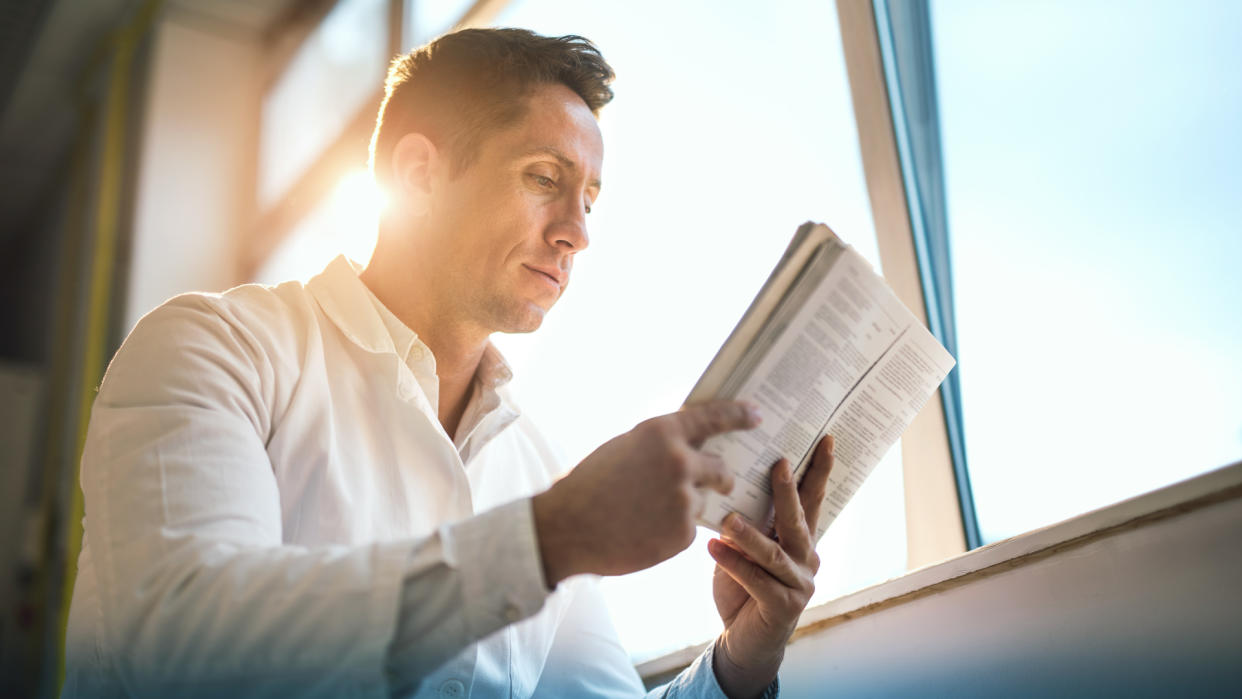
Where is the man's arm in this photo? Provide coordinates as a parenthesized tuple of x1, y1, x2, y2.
(75, 297, 548, 696)
(78, 295, 763, 696)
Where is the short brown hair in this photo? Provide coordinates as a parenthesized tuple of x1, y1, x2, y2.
(369, 28, 615, 186)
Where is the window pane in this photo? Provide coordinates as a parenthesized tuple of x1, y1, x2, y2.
(259, 0, 388, 207)
(490, 0, 897, 663)
(931, 0, 1242, 542)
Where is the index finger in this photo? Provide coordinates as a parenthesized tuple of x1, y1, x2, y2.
(677, 400, 762, 448)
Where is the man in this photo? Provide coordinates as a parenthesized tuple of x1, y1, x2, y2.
(64, 28, 835, 698)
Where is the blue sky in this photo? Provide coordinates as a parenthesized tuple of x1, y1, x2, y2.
(932, 0, 1242, 541)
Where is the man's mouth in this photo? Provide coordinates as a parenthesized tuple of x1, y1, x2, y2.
(524, 264, 567, 290)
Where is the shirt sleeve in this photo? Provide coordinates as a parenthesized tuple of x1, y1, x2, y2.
(77, 295, 548, 697)
(385, 497, 550, 694)
(531, 576, 780, 699)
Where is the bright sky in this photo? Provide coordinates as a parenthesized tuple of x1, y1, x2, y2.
(931, 0, 1242, 542)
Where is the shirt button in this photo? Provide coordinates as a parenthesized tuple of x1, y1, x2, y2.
(410, 345, 425, 361)
(438, 678, 465, 699)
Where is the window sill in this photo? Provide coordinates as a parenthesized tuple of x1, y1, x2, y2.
(637, 458, 1242, 684)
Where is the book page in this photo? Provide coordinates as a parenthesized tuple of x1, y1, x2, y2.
(687, 223, 841, 404)
(811, 325, 955, 539)
(696, 247, 955, 538)
(718, 242, 843, 400)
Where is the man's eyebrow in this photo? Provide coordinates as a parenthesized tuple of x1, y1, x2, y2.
(523, 146, 602, 189)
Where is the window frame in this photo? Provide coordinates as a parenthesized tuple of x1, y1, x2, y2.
(836, 0, 968, 566)
(871, 0, 980, 549)
(644, 0, 1242, 681)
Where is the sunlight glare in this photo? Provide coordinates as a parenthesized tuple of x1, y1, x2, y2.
(333, 169, 385, 266)
(251, 168, 385, 284)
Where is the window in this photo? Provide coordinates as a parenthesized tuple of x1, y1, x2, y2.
(258, 0, 388, 207)
(243, 0, 1242, 671)
(489, 0, 898, 663)
(927, 0, 1242, 542)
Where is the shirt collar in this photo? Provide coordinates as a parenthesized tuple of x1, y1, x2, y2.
(306, 254, 515, 392)
(366, 282, 419, 363)
(477, 343, 514, 392)
(306, 255, 396, 356)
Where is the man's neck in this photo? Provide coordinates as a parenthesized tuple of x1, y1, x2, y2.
(423, 332, 485, 441)
(360, 239, 488, 440)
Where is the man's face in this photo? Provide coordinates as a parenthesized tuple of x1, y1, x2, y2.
(424, 83, 604, 335)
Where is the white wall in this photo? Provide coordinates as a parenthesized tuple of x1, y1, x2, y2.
(778, 493, 1242, 697)
(124, 16, 261, 331)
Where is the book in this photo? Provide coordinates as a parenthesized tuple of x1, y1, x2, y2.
(687, 222, 956, 541)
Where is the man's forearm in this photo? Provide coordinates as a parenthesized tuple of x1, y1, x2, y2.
(531, 486, 598, 587)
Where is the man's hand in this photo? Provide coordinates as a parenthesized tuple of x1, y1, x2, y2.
(707, 434, 835, 699)
(531, 400, 760, 586)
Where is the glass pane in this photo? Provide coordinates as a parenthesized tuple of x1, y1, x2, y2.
(259, 0, 388, 207)
(490, 0, 897, 663)
(931, 0, 1242, 542)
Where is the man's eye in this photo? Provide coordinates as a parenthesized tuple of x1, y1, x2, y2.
(531, 174, 555, 189)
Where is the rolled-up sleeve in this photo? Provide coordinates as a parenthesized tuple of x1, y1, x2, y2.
(75, 296, 548, 697)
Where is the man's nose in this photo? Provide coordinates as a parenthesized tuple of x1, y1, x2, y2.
(547, 197, 590, 252)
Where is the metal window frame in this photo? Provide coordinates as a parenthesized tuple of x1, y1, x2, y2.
(836, 0, 973, 564)
(870, 0, 980, 549)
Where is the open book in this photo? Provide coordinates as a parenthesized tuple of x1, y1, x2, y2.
(687, 222, 956, 542)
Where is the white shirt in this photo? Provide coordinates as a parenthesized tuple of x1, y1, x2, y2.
(64, 255, 728, 698)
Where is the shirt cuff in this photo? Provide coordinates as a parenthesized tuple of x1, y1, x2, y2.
(657, 641, 780, 699)
(443, 497, 550, 640)
(709, 640, 781, 699)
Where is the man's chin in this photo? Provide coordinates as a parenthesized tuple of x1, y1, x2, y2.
(492, 302, 549, 335)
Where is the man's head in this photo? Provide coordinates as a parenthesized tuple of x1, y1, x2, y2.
(369, 28, 614, 188)
(366, 29, 614, 337)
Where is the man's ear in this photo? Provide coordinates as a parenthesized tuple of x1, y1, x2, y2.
(390, 132, 440, 217)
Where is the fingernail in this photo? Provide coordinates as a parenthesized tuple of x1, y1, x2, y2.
(727, 515, 745, 532)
